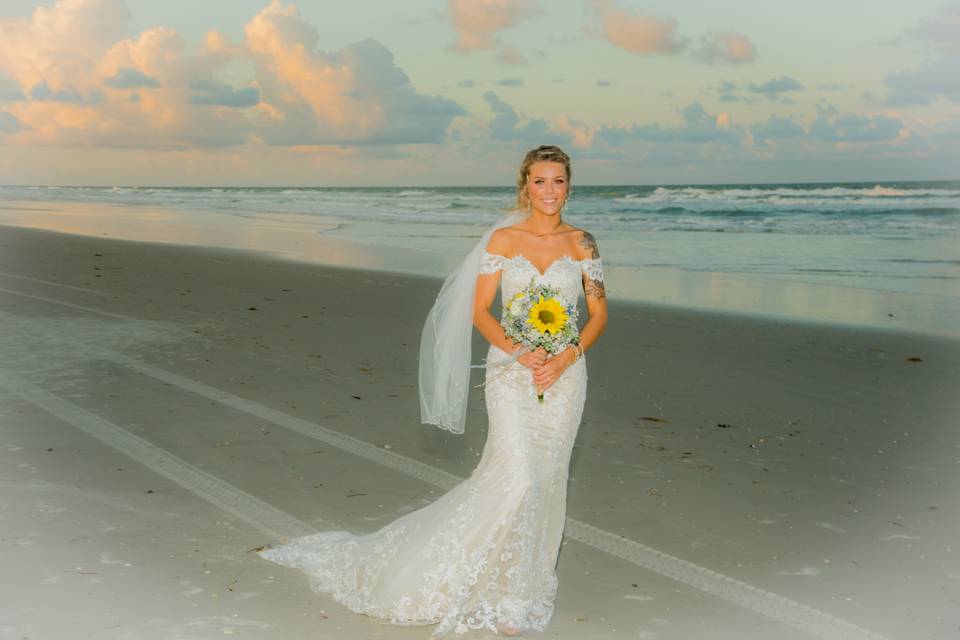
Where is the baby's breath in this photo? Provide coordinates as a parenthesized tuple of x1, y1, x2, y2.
(501, 278, 580, 354)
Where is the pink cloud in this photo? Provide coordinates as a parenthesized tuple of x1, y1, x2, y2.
(0, 0, 129, 98)
(447, 0, 537, 64)
(592, 0, 682, 55)
(554, 115, 596, 148)
(246, 1, 464, 144)
(695, 32, 756, 64)
(0, 0, 463, 148)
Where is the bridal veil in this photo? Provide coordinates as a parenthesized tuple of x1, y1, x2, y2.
(418, 210, 527, 434)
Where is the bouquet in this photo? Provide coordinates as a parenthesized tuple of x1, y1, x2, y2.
(500, 278, 580, 404)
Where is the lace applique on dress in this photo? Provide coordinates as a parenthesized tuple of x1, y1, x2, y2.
(479, 251, 505, 274)
(580, 257, 604, 282)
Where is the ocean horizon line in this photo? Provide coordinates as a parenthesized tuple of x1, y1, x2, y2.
(2, 178, 958, 190)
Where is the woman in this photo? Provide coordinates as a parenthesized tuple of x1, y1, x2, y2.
(258, 145, 608, 637)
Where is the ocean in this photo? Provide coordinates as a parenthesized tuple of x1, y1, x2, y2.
(1, 181, 957, 335)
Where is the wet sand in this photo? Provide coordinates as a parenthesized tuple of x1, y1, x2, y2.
(0, 225, 957, 639)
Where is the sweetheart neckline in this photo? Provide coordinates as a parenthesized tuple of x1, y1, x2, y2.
(483, 252, 585, 278)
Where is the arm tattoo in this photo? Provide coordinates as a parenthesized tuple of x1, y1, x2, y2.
(584, 278, 606, 299)
(579, 230, 604, 298)
(578, 231, 600, 259)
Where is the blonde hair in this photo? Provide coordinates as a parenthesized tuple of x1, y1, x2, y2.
(514, 145, 571, 212)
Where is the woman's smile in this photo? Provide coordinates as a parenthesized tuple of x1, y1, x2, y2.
(527, 161, 568, 216)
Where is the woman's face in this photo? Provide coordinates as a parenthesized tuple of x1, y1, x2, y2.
(525, 161, 569, 217)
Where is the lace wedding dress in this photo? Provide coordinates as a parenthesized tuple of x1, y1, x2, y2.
(258, 251, 604, 636)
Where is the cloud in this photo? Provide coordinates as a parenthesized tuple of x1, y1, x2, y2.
(496, 44, 527, 65)
(902, 3, 960, 53)
(447, 0, 538, 64)
(553, 115, 595, 148)
(810, 105, 903, 142)
(716, 79, 744, 102)
(0, 110, 23, 134)
(592, 2, 756, 66)
(883, 5, 960, 105)
(584, 100, 938, 173)
(597, 102, 739, 144)
(751, 114, 804, 146)
(747, 75, 804, 98)
(104, 67, 159, 89)
(29, 81, 90, 103)
(588, 102, 745, 168)
(494, 77, 524, 87)
(482, 90, 569, 143)
(0, 75, 23, 101)
(0, 0, 465, 149)
(885, 55, 960, 105)
(693, 32, 756, 64)
(246, 3, 465, 145)
(188, 80, 259, 107)
(592, 0, 683, 55)
(931, 115, 960, 141)
(714, 77, 805, 103)
(0, 0, 130, 94)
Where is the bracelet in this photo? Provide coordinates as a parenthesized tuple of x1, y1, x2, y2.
(572, 343, 584, 362)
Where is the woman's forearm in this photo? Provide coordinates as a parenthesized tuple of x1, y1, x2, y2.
(576, 312, 607, 354)
(473, 308, 520, 353)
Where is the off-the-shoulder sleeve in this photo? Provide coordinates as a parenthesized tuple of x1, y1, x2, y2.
(581, 256, 604, 282)
(479, 251, 506, 274)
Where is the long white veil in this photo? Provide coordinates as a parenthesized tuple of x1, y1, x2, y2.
(418, 210, 527, 434)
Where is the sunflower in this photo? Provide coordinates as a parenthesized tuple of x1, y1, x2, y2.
(527, 295, 568, 334)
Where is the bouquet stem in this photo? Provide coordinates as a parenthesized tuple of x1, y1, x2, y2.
(537, 387, 544, 405)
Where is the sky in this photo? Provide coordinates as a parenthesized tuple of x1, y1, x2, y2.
(0, 0, 957, 186)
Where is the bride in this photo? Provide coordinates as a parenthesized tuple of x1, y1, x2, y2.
(258, 145, 608, 637)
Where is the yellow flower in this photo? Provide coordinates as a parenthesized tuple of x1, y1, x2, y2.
(506, 291, 524, 311)
(528, 295, 568, 334)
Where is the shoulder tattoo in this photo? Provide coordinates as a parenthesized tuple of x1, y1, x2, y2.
(578, 231, 600, 259)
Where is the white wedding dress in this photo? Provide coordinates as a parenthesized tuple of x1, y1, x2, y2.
(258, 252, 604, 636)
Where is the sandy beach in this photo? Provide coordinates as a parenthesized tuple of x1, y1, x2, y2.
(0, 224, 957, 640)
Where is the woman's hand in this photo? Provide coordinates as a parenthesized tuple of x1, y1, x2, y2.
(532, 346, 577, 394)
(517, 346, 547, 369)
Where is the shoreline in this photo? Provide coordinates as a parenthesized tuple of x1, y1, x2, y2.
(1, 201, 957, 340)
(1, 223, 957, 639)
